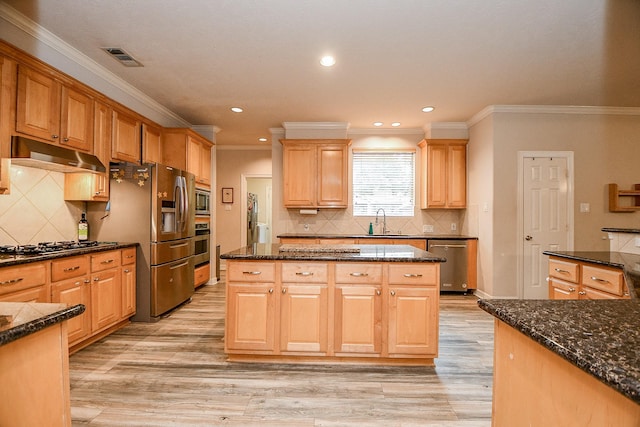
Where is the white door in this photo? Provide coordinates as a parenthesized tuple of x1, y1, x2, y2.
(522, 156, 571, 299)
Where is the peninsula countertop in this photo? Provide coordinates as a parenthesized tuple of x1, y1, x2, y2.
(543, 250, 640, 299)
(478, 298, 640, 405)
(277, 233, 477, 240)
(221, 243, 446, 262)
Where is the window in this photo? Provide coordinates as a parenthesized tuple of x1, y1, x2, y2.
(352, 151, 415, 216)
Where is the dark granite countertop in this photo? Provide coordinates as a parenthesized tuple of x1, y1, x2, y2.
(277, 233, 477, 240)
(543, 250, 640, 299)
(0, 302, 85, 347)
(221, 243, 446, 262)
(0, 242, 138, 267)
(602, 228, 640, 234)
(478, 299, 640, 405)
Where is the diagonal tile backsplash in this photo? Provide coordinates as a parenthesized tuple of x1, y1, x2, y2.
(0, 165, 84, 245)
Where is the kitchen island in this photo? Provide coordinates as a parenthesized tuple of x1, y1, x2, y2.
(479, 299, 640, 426)
(221, 243, 444, 365)
(0, 301, 84, 426)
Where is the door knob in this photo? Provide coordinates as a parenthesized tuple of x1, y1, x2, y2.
(525, 235, 533, 241)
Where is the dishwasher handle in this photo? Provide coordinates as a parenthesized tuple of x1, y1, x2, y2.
(429, 244, 467, 249)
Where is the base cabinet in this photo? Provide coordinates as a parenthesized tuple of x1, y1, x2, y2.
(548, 256, 629, 300)
(225, 260, 439, 364)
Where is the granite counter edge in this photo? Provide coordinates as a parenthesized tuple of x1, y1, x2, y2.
(0, 303, 85, 347)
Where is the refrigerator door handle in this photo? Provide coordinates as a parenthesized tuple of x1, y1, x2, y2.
(181, 176, 189, 232)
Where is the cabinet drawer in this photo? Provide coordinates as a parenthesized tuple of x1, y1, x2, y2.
(548, 258, 579, 282)
(0, 263, 47, 297)
(121, 247, 136, 265)
(582, 265, 624, 296)
(388, 264, 438, 286)
(227, 261, 276, 282)
(51, 255, 90, 282)
(335, 263, 383, 284)
(282, 262, 328, 283)
(91, 250, 121, 272)
(548, 277, 579, 298)
(195, 263, 210, 286)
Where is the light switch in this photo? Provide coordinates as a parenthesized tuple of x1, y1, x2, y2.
(579, 203, 590, 213)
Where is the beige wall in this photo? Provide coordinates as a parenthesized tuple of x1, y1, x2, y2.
(469, 109, 640, 298)
(215, 148, 272, 255)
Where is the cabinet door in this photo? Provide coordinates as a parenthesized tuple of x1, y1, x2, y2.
(64, 172, 108, 201)
(388, 286, 438, 356)
(60, 85, 93, 152)
(0, 263, 49, 302)
(447, 144, 467, 208)
(283, 144, 316, 207)
(425, 144, 447, 208)
(51, 277, 91, 345)
(317, 143, 348, 207)
(142, 122, 162, 164)
(334, 284, 382, 355)
(91, 268, 121, 332)
(199, 142, 212, 187)
(280, 284, 328, 354)
(121, 262, 136, 318)
(16, 66, 60, 142)
(112, 108, 141, 163)
(225, 283, 276, 352)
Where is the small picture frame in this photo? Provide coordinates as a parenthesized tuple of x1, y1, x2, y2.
(222, 187, 234, 204)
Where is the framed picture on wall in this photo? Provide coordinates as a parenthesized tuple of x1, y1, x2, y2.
(222, 187, 234, 204)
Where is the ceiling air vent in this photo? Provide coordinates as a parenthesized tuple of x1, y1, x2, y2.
(101, 47, 143, 67)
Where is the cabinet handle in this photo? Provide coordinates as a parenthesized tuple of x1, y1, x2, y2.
(268, 288, 274, 294)
(100, 259, 115, 264)
(390, 290, 396, 296)
(124, 269, 130, 273)
(243, 271, 262, 275)
(568, 287, 576, 292)
(376, 289, 381, 296)
(282, 288, 287, 294)
(403, 273, 423, 278)
(63, 265, 80, 272)
(169, 242, 189, 249)
(579, 291, 586, 295)
(93, 277, 100, 282)
(52, 134, 59, 139)
(0, 277, 23, 285)
(590, 276, 609, 284)
(84, 279, 90, 284)
(295, 272, 314, 276)
(170, 261, 189, 269)
(95, 191, 102, 195)
(349, 272, 369, 277)
(554, 268, 570, 274)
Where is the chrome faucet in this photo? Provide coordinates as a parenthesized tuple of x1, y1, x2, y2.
(375, 208, 387, 235)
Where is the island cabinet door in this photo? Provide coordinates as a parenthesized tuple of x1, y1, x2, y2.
(334, 284, 382, 355)
(279, 284, 329, 354)
(225, 283, 277, 353)
(387, 286, 438, 356)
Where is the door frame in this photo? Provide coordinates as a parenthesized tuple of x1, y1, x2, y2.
(516, 151, 574, 299)
(241, 173, 273, 247)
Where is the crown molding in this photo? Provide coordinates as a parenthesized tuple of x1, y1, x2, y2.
(216, 145, 272, 151)
(0, 3, 191, 127)
(348, 128, 425, 136)
(282, 122, 350, 131)
(423, 122, 469, 132)
(468, 105, 640, 127)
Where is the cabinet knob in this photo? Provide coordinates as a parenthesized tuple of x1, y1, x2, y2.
(390, 290, 396, 296)
(376, 289, 381, 296)
(578, 291, 586, 295)
(282, 288, 287, 294)
(568, 287, 576, 292)
(63, 137, 69, 142)
(268, 288, 274, 294)
(93, 277, 100, 282)
(52, 134, 59, 139)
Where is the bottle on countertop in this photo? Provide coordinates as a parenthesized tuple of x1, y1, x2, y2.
(78, 212, 89, 241)
(368, 222, 374, 235)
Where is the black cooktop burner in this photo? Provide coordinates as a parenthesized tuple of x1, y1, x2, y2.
(0, 240, 101, 256)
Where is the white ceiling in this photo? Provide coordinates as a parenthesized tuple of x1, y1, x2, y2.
(3, 0, 640, 145)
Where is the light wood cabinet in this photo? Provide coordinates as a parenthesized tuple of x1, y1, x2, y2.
(142, 121, 162, 164)
(0, 56, 15, 194)
(111, 107, 141, 163)
(194, 263, 210, 288)
(64, 172, 109, 201)
(162, 128, 214, 187)
(281, 139, 351, 208)
(50, 256, 91, 346)
(419, 139, 467, 209)
(121, 247, 136, 318)
(188, 135, 212, 187)
(90, 250, 122, 332)
(0, 262, 49, 303)
(279, 236, 427, 251)
(16, 65, 94, 152)
(548, 256, 630, 299)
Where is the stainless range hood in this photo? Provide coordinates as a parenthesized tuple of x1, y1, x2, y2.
(11, 136, 106, 173)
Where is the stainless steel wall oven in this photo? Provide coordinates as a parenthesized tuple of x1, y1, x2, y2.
(194, 221, 210, 266)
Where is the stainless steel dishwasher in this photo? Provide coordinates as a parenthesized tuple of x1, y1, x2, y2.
(428, 240, 468, 292)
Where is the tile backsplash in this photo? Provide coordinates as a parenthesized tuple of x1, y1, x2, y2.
(0, 165, 84, 245)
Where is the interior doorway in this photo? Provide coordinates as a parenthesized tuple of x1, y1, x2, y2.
(517, 152, 574, 299)
(243, 175, 273, 246)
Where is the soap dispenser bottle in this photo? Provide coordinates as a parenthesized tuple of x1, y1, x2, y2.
(368, 222, 374, 235)
(78, 212, 89, 241)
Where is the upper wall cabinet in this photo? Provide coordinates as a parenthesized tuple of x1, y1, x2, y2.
(419, 139, 467, 209)
(111, 107, 141, 164)
(16, 65, 94, 153)
(162, 128, 213, 187)
(281, 139, 351, 208)
(142, 121, 162, 165)
(0, 55, 16, 194)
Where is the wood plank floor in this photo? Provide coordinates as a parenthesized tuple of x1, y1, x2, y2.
(69, 276, 494, 426)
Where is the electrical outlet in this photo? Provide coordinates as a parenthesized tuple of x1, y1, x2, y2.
(423, 225, 434, 233)
(451, 223, 457, 231)
(304, 223, 310, 231)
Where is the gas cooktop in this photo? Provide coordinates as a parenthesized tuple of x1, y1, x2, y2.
(0, 241, 114, 258)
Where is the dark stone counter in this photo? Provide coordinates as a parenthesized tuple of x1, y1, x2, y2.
(543, 250, 640, 299)
(478, 299, 640, 405)
(602, 228, 640, 234)
(221, 243, 446, 263)
(0, 242, 138, 267)
(0, 302, 85, 347)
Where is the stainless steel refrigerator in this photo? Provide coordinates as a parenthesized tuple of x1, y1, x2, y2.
(88, 162, 195, 322)
(247, 192, 259, 245)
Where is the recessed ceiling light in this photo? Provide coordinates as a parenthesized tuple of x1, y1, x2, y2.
(320, 55, 336, 67)
(422, 106, 435, 113)
(230, 107, 243, 113)
(258, 137, 268, 142)
(373, 122, 383, 127)
(391, 122, 401, 127)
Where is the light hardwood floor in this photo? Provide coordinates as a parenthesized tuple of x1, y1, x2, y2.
(69, 276, 494, 426)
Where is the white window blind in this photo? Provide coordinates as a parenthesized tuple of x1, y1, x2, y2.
(352, 151, 415, 216)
